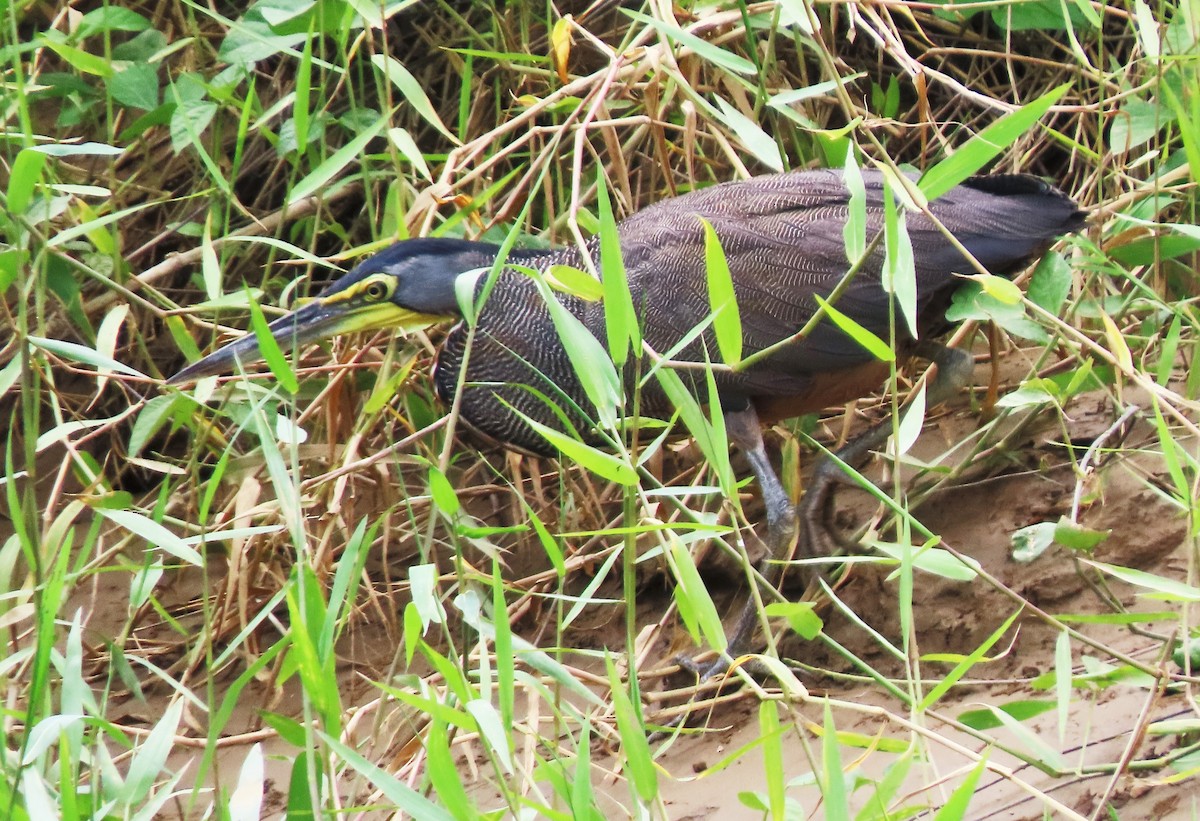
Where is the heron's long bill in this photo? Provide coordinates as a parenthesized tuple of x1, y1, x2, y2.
(166, 298, 447, 385)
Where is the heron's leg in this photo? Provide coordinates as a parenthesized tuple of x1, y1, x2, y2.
(688, 402, 796, 680)
(800, 343, 975, 559)
(690, 346, 973, 681)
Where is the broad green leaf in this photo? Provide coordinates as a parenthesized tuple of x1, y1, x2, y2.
(1010, 521, 1055, 562)
(109, 62, 160, 110)
(427, 463, 460, 515)
(1053, 517, 1110, 551)
(547, 264, 604, 301)
(1026, 251, 1073, 314)
(764, 601, 823, 640)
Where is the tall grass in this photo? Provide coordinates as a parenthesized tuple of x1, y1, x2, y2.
(2, 1, 1199, 818)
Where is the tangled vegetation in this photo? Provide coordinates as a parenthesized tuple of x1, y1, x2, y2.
(3, 0, 1200, 818)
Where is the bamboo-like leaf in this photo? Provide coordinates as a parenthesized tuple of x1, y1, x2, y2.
(597, 176, 639, 366)
(712, 96, 784, 171)
(699, 217, 742, 365)
(606, 656, 657, 803)
(666, 537, 725, 652)
(842, 147, 866, 263)
(920, 83, 1071, 199)
(812, 296, 895, 362)
(514, 410, 637, 485)
(100, 508, 204, 566)
(370, 54, 457, 142)
(625, 10, 757, 75)
(247, 294, 299, 394)
(287, 117, 386, 205)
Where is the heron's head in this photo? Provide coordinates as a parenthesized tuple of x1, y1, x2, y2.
(167, 238, 522, 385)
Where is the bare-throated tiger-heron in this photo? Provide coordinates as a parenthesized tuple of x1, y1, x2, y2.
(169, 168, 1085, 676)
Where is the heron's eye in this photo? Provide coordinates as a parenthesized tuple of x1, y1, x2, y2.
(364, 280, 389, 301)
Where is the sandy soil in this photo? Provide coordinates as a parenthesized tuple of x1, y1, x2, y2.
(65, 370, 1199, 819)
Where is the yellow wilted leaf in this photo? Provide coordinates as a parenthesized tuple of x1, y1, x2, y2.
(551, 16, 573, 83)
(1100, 311, 1133, 372)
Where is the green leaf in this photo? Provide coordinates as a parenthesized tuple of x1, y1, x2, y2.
(1079, 559, 1200, 602)
(386, 126, 431, 181)
(528, 271, 623, 427)
(625, 10, 757, 75)
(547, 264, 603, 301)
(100, 508, 204, 567)
(370, 55, 457, 142)
(666, 538, 725, 652)
(31, 141, 124, 157)
(932, 753, 989, 820)
(968, 273, 1023, 304)
(109, 63, 159, 111)
(919, 83, 1072, 200)
(919, 607, 1021, 711)
(1010, 521, 1055, 562)
(27, 335, 146, 378)
(992, 0, 1098, 31)
(813, 296, 895, 362)
(319, 732, 457, 821)
(1055, 630, 1072, 745)
(247, 294, 299, 394)
(427, 463, 460, 515)
(872, 542, 980, 581)
(1053, 517, 1110, 551)
(761, 701, 786, 818)
(39, 37, 113, 77)
(6, 149, 48, 214)
(842, 147, 866, 263)
(712, 96, 784, 171)
(699, 217, 742, 365)
(77, 6, 152, 37)
(821, 701, 850, 819)
(764, 601, 823, 640)
(606, 656, 657, 803)
(514, 411, 637, 486)
(883, 182, 919, 339)
(597, 175, 638, 366)
(1026, 251, 1073, 314)
(287, 117, 385, 204)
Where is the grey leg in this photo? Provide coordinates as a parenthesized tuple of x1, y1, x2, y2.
(694, 345, 973, 681)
